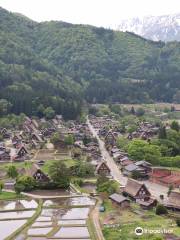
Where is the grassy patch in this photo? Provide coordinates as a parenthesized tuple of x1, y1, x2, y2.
(0, 191, 23, 200)
(101, 201, 180, 240)
(42, 159, 77, 173)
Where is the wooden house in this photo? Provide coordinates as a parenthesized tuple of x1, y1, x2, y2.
(19, 164, 49, 182)
(31, 133, 43, 143)
(123, 178, 151, 201)
(109, 193, 130, 208)
(104, 131, 117, 147)
(166, 191, 180, 210)
(122, 163, 147, 178)
(123, 179, 157, 209)
(0, 150, 10, 161)
(96, 161, 111, 176)
(1, 128, 11, 138)
(16, 146, 28, 158)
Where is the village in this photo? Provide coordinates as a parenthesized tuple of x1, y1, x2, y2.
(0, 104, 179, 239)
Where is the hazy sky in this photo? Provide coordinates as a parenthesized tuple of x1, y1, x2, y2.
(0, 0, 179, 27)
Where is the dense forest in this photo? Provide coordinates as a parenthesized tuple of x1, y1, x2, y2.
(0, 7, 180, 119)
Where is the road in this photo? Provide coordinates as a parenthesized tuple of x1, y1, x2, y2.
(87, 118, 170, 201)
(90, 198, 105, 240)
(87, 118, 127, 185)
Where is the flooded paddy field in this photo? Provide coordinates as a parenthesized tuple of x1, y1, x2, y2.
(23, 196, 95, 240)
(54, 226, 90, 238)
(0, 199, 38, 211)
(0, 220, 27, 239)
(0, 195, 95, 239)
(29, 189, 71, 197)
(43, 196, 95, 207)
(28, 227, 53, 236)
(0, 210, 35, 220)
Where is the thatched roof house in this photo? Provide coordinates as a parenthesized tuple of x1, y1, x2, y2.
(166, 191, 180, 210)
(123, 178, 151, 200)
(96, 161, 111, 176)
(18, 164, 49, 182)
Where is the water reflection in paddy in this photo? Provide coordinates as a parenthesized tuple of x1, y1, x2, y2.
(0, 210, 35, 219)
(41, 207, 89, 220)
(41, 208, 67, 219)
(43, 196, 95, 207)
(54, 226, 90, 238)
(0, 220, 26, 239)
(58, 219, 86, 225)
(32, 221, 53, 227)
(62, 207, 89, 220)
(0, 199, 38, 211)
(36, 216, 51, 222)
(28, 227, 53, 236)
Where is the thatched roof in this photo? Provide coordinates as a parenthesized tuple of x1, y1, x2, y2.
(25, 164, 41, 177)
(96, 161, 110, 172)
(167, 191, 180, 209)
(124, 178, 150, 198)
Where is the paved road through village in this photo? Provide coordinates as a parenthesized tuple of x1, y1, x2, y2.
(87, 118, 171, 201)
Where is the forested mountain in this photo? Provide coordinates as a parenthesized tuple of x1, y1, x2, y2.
(0, 7, 180, 119)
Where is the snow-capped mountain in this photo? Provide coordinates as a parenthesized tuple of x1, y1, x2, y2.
(117, 13, 180, 42)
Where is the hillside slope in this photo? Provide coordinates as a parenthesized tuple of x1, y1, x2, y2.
(0, 7, 180, 118)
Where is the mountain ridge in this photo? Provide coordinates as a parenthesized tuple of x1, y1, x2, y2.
(0, 7, 180, 119)
(117, 13, 180, 42)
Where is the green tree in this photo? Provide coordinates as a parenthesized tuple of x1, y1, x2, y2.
(127, 139, 161, 164)
(44, 107, 55, 119)
(176, 218, 180, 227)
(97, 179, 118, 195)
(0, 181, 4, 193)
(73, 161, 95, 177)
(36, 104, 45, 118)
(15, 183, 25, 194)
(158, 126, 167, 139)
(7, 165, 18, 179)
(16, 176, 36, 191)
(50, 132, 61, 145)
(156, 204, 168, 215)
(64, 134, 75, 146)
(117, 136, 129, 151)
(130, 106, 135, 115)
(171, 121, 179, 132)
(127, 124, 138, 134)
(48, 161, 70, 188)
(109, 104, 121, 115)
(0, 99, 12, 116)
(173, 90, 180, 103)
(136, 108, 145, 117)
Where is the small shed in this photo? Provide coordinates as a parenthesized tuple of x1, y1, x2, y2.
(109, 193, 130, 208)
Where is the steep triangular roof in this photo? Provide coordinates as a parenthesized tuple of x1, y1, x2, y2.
(124, 178, 150, 197)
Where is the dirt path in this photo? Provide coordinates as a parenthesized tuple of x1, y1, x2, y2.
(90, 198, 105, 240)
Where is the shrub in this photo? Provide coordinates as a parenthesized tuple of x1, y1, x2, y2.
(156, 204, 168, 215)
(176, 218, 180, 227)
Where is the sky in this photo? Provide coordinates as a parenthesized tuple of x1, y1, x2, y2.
(0, 0, 179, 28)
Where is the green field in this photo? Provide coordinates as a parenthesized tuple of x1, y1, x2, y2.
(101, 200, 180, 240)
